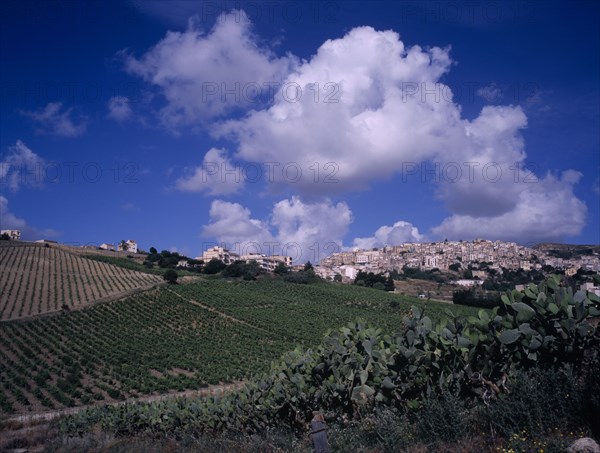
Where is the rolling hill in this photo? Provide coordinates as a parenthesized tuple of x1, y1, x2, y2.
(0, 242, 162, 321)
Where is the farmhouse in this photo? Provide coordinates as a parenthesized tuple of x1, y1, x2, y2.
(0, 229, 21, 240)
(118, 240, 138, 253)
(100, 243, 115, 251)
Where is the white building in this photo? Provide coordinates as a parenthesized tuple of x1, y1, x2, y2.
(355, 254, 369, 264)
(453, 279, 483, 287)
(202, 246, 240, 264)
(340, 265, 358, 281)
(201, 247, 292, 270)
(1, 229, 20, 240)
(118, 240, 138, 253)
(100, 243, 115, 251)
(314, 265, 336, 280)
(240, 253, 293, 271)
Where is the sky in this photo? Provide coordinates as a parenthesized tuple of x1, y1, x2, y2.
(1, 0, 599, 264)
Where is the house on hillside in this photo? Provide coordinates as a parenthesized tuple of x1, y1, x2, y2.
(0, 229, 21, 240)
(314, 265, 335, 280)
(118, 239, 138, 253)
(202, 246, 239, 264)
(340, 264, 358, 281)
(100, 243, 115, 251)
(238, 253, 293, 271)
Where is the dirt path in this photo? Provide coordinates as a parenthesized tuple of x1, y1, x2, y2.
(3, 381, 246, 425)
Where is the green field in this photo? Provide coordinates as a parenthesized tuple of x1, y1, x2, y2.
(0, 279, 477, 416)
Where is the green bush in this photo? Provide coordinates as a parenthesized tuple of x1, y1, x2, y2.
(479, 366, 583, 438)
(415, 390, 470, 442)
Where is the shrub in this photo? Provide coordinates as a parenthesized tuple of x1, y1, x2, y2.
(163, 269, 178, 284)
(416, 390, 470, 442)
(479, 366, 583, 438)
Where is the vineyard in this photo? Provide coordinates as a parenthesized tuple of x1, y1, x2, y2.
(0, 288, 292, 415)
(0, 278, 459, 416)
(0, 243, 162, 320)
(172, 279, 479, 344)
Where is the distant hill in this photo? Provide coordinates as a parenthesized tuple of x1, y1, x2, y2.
(533, 243, 600, 259)
(0, 242, 162, 321)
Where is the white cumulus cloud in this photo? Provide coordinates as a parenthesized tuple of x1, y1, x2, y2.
(176, 148, 243, 195)
(123, 11, 296, 129)
(431, 171, 586, 242)
(216, 25, 458, 194)
(352, 221, 424, 249)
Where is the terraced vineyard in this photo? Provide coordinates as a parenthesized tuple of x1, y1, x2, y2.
(0, 243, 162, 320)
(0, 279, 474, 416)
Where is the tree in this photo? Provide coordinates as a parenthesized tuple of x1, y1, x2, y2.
(223, 260, 247, 278)
(284, 270, 318, 284)
(385, 276, 395, 292)
(333, 273, 342, 282)
(449, 263, 461, 272)
(163, 269, 178, 284)
(304, 261, 314, 272)
(273, 262, 289, 276)
(0, 233, 9, 241)
(149, 247, 158, 255)
(204, 258, 226, 275)
(373, 282, 386, 291)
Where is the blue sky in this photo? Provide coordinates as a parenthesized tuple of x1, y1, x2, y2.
(1, 0, 598, 263)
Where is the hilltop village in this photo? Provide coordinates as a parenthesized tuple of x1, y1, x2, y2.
(315, 239, 600, 285)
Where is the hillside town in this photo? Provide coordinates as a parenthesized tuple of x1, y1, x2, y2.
(315, 239, 600, 284)
(2, 229, 598, 293)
